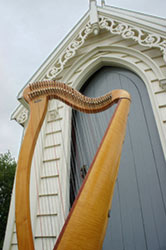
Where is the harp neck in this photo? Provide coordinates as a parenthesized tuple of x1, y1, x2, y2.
(23, 81, 130, 112)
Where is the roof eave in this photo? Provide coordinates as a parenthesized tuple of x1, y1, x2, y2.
(17, 10, 90, 102)
(98, 6, 166, 35)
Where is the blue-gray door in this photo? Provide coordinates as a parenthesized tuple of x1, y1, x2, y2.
(70, 66, 166, 250)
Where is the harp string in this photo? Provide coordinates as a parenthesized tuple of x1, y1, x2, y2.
(55, 101, 89, 225)
(72, 103, 87, 192)
(53, 127, 66, 220)
(72, 112, 86, 188)
(50, 102, 73, 231)
(53, 100, 122, 250)
(48, 101, 76, 239)
(69, 100, 117, 211)
(57, 105, 73, 216)
(49, 108, 58, 244)
(70, 110, 103, 203)
(33, 135, 44, 249)
(69, 99, 92, 205)
(70, 109, 83, 204)
(45, 110, 55, 249)
(36, 107, 50, 249)
(43, 106, 51, 249)
(71, 111, 93, 200)
(42, 119, 52, 250)
(34, 101, 63, 249)
(37, 101, 62, 248)
(49, 103, 66, 236)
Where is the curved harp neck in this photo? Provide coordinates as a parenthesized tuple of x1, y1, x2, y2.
(15, 81, 131, 250)
(23, 81, 130, 113)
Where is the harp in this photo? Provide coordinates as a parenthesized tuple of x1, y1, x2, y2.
(15, 81, 131, 250)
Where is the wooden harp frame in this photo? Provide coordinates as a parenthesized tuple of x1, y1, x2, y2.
(15, 81, 131, 250)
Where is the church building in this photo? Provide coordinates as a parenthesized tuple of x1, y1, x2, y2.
(3, 1, 166, 249)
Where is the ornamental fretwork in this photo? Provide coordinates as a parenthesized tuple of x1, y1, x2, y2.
(16, 108, 29, 125)
(99, 16, 166, 61)
(43, 22, 93, 81)
(42, 15, 166, 80)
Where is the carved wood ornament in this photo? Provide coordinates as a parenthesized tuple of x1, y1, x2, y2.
(43, 16, 166, 81)
(15, 81, 131, 250)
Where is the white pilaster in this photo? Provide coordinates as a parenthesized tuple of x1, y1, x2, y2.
(101, 0, 106, 7)
(89, 0, 100, 35)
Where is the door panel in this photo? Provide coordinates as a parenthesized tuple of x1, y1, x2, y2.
(70, 67, 166, 250)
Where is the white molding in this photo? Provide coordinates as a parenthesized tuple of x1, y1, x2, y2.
(62, 46, 166, 159)
(98, 16, 166, 62)
(11, 105, 29, 126)
(15, 108, 29, 125)
(13, 18, 166, 143)
(40, 16, 166, 82)
(16, 13, 90, 100)
(14, 9, 166, 105)
(42, 21, 93, 81)
(64, 45, 165, 84)
(89, 0, 100, 35)
(99, 6, 166, 34)
(89, 0, 98, 24)
(15, 7, 166, 102)
(13, 12, 166, 126)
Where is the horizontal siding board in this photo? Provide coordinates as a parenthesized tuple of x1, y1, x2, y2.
(40, 178, 59, 195)
(41, 161, 60, 177)
(156, 92, 166, 106)
(45, 133, 62, 147)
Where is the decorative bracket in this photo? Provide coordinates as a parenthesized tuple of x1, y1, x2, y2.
(159, 79, 166, 90)
(101, 0, 106, 7)
(89, 0, 100, 35)
(16, 108, 29, 126)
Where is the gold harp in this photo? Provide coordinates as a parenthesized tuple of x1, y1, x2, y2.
(15, 81, 131, 250)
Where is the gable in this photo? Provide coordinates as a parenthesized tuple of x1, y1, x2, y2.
(11, 2, 166, 157)
(15, 3, 166, 100)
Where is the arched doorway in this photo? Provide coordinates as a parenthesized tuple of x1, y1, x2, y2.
(70, 66, 166, 250)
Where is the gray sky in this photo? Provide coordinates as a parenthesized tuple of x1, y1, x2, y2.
(0, 0, 166, 159)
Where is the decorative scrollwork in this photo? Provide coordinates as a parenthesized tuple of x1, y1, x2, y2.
(43, 16, 166, 81)
(16, 108, 29, 125)
(99, 16, 166, 62)
(43, 22, 93, 80)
